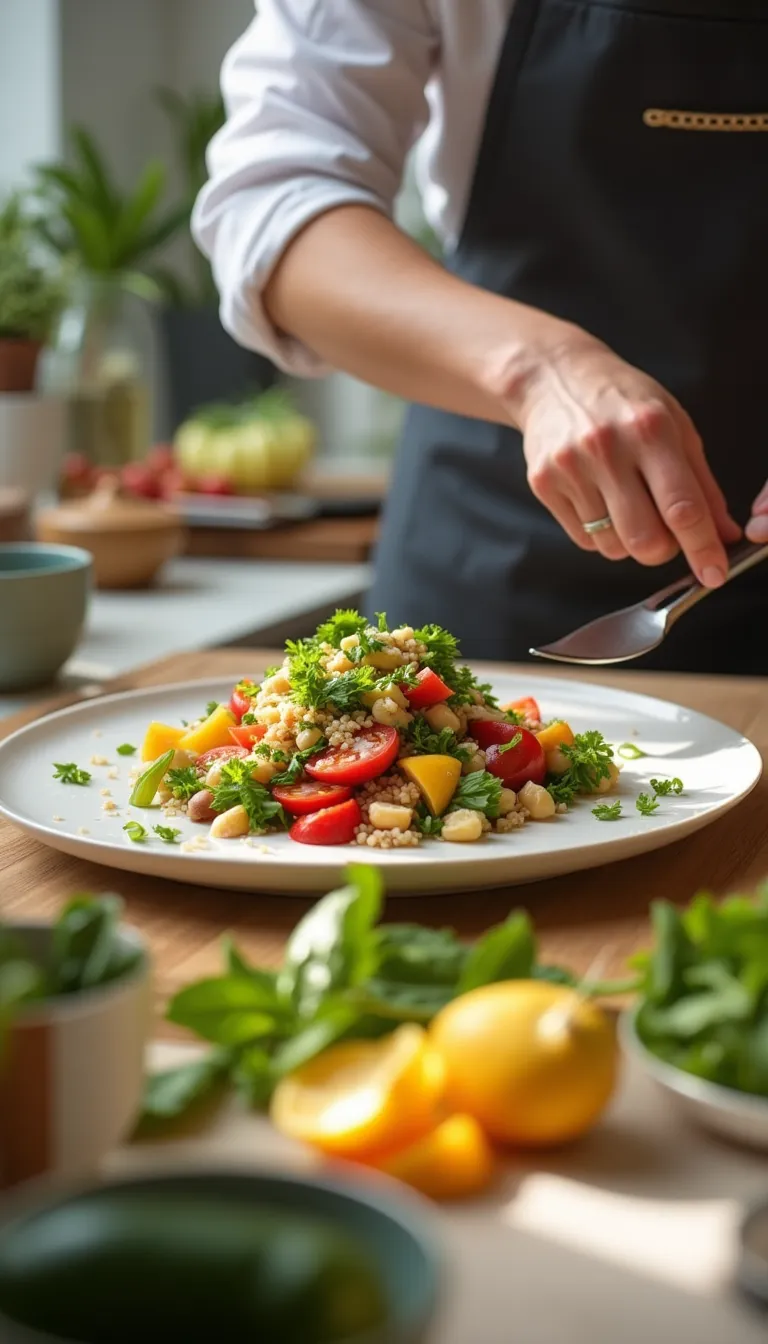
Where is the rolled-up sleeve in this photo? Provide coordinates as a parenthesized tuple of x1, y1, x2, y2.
(192, 0, 437, 376)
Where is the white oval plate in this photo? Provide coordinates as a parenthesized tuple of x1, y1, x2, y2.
(0, 675, 760, 895)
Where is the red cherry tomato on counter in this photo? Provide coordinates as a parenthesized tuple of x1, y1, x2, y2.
(404, 667, 453, 710)
(500, 696, 541, 724)
(290, 798, 362, 845)
(229, 723, 267, 749)
(305, 725, 400, 788)
(273, 781, 352, 816)
(194, 744, 249, 774)
(485, 729, 546, 791)
(469, 720, 529, 751)
(229, 686, 256, 723)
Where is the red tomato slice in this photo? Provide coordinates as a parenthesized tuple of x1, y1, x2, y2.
(229, 724, 267, 749)
(273, 781, 352, 816)
(485, 729, 546, 790)
(501, 696, 541, 724)
(404, 667, 453, 710)
(229, 684, 258, 723)
(305, 725, 400, 787)
(290, 798, 362, 846)
(469, 720, 529, 751)
(194, 744, 249, 773)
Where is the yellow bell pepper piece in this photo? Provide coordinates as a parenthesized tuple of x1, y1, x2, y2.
(178, 704, 236, 755)
(400, 754, 461, 816)
(534, 720, 575, 754)
(141, 722, 186, 763)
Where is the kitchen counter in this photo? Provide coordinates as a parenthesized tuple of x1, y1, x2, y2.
(0, 557, 370, 719)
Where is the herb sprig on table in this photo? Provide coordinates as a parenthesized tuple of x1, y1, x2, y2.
(141, 863, 593, 1123)
(52, 762, 91, 786)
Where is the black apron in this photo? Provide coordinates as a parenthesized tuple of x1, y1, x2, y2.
(368, 0, 768, 673)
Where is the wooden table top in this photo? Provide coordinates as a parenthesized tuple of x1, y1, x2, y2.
(1, 651, 766, 1032)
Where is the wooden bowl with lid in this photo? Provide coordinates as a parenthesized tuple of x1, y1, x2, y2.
(36, 476, 185, 589)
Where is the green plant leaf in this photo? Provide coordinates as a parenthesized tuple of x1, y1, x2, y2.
(140, 1051, 228, 1120)
(232, 1046, 275, 1107)
(373, 924, 467, 986)
(278, 865, 383, 1016)
(457, 911, 536, 994)
(269, 1004, 360, 1081)
(71, 126, 119, 222)
(166, 975, 288, 1046)
(49, 894, 130, 994)
(113, 160, 166, 265)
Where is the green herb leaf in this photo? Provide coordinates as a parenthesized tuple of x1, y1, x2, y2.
(204, 700, 220, 718)
(617, 742, 647, 759)
(209, 758, 287, 833)
(592, 801, 622, 821)
(140, 1052, 229, 1121)
(269, 739, 326, 787)
(153, 824, 181, 844)
(413, 811, 444, 836)
(650, 777, 684, 796)
(166, 975, 288, 1046)
(129, 748, 175, 807)
(413, 623, 460, 683)
(278, 864, 383, 1017)
(235, 679, 261, 699)
(123, 820, 148, 843)
(374, 924, 466, 986)
(116, 743, 137, 757)
(636, 792, 660, 816)
(53, 762, 91, 786)
(375, 612, 388, 632)
(49, 894, 141, 994)
(497, 732, 523, 755)
(448, 770, 502, 819)
(406, 718, 471, 762)
(457, 911, 536, 994)
(548, 731, 614, 805)
(314, 608, 369, 648)
(166, 766, 202, 801)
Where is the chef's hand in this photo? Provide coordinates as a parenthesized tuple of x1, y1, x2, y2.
(746, 482, 768, 542)
(513, 332, 741, 587)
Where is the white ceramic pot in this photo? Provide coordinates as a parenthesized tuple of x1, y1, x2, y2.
(0, 395, 66, 498)
(0, 923, 151, 1189)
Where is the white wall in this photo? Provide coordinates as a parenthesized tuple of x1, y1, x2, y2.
(165, 0, 254, 92)
(0, 0, 61, 191)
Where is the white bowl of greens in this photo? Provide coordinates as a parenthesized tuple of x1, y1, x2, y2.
(620, 885, 768, 1151)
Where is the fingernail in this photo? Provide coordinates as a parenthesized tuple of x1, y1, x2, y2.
(702, 566, 726, 588)
(746, 515, 768, 542)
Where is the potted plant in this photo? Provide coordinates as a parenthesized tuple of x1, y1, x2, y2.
(32, 128, 189, 465)
(154, 88, 275, 431)
(0, 194, 63, 393)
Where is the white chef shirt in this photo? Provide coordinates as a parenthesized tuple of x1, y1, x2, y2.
(192, 0, 514, 375)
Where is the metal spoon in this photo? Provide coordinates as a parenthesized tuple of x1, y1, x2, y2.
(529, 539, 768, 666)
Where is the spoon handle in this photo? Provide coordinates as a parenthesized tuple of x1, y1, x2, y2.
(644, 540, 768, 624)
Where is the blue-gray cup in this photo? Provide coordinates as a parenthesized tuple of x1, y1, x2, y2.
(0, 544, 92, 693)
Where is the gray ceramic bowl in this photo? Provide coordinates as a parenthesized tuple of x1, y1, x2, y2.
(620, 1010, 768, 1151)
(0, 1168, 442, 1344)
(0, 543, 91, 692)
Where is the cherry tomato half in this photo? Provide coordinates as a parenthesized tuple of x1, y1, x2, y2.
(485, 728, 546, 790)
(500, 696, 541, 724)
(305, 725, 400, 788)
(273, 780, 352, 816)
(194, 744, 249, 774)
(229, 723, 267, 749)
(404, 667, 453, 711)
(290, 798, 362, 845)
(469, 720, 529, 751)
(229, 685, 257, 723)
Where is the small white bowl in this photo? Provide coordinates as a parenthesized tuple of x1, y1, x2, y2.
(619, 1010, 768, 1152)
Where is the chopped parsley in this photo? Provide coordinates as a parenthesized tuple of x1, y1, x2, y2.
(262, 666, 280, 679)
(413, 623, 460, 683)
(314, 609, 369, 647)
(209, 758, 287, 833)
(618, 742, 647, 759)
(53, 762, 91, 786)
(285, 639, 331, 708)
(413, 809, 444, 836)
(235, 679, 261, 699)
(153, 824, 181, 844)
(123, 820, 148, 843)
(241, 712, 257, 725)
(504, 708, 525, 724)
(116, 743, 137, 757)
(270, 740, 327, 787)
(649, 777, 684, 796)
(375, 666, 419, 690)
(546, 731, 614, 804)
(592, 801, 622, 821)
(324, 667, 377, 712)
(204, 701, 220, 718)
(375, 611, 389, 632)
(636, 793, 660, 816)
(445, 665, 478, 707)
(449, 770, 502, 819)
(498, 732, 523, 755)
(167, 767, 202, 801)
(406, 718, 471, 762)
(474, 681, 499, 710)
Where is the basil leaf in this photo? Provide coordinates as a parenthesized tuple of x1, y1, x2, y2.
(129, 748, 175, 807)
(278, 864, 383, 1016)
(49, 894, 127, 994)
(221, 935, 279, 994)
(166, 976, 288, 1046)
(232, 1046, 275, 1107)
(270, 1004, 360, 1080)
(457, 911, 536, 994)
(373, 924, 467, 987)
(140, 1052, 228, 1120)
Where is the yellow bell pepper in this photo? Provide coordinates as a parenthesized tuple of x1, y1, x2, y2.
(178, 704, 237, 755)
(141, 722, 186, 763)
(400, 754, 461, 816)
(534, 720, 575, 754)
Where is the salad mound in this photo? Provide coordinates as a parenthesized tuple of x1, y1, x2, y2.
(132, 611, 620, 848)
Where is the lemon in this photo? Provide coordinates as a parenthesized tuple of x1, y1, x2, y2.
(376, 1113, 496, 1201)
(271, 1024, 444, 1162)
(431, 981, 618, 1146)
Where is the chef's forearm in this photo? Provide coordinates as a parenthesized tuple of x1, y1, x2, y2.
(263, 205, 574, 423)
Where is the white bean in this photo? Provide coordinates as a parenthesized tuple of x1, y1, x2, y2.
(518, 781, 556, 819)
(210, 804, 250, 839)
(262, 672, 291, 695)
(369, 802, 413, 831)
(296, 726, 323, 751)
(545, 746, 571, 776)
(423, 703, 461, 734)
(250, 757, 280, 785)
(498, 788, 518, 816)
(372, 697, 411, 728)
(442, 809, 484, 843)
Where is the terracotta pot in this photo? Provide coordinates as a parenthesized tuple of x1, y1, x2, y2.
(0, 488, 30, 543)
(0, 338, 42, 393)
(36, 475, 185, 589)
